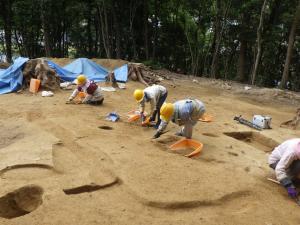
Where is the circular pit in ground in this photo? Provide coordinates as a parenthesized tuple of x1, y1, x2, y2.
(98, 126, 113, 130)
(0, 185, 44, 219)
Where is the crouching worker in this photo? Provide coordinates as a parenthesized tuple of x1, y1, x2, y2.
(153, 99, 205, 139)
(269, 138, 300, 199)
(67, 75, 104, 105)
(133, 85, 168, 128)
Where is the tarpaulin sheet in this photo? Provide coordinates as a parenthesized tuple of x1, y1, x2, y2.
(113, 64, 128, 82)
(0, 57, 29, 94)
(47, 60, 78, 82)
(48, 58, 128, 83)
(63, 58, 108, 82)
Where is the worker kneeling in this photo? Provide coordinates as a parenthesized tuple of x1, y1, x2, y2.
(153, 99, 205, 139)
(67, 75, 104, 105)
(133, 85, 168, 128)
(269, 138, 300, 199)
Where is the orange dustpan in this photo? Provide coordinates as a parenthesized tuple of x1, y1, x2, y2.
(73, 92, 86, 104)
(199, 113, 213, 122)
(127, 110, 148, 123)
(127, 110, 141, 122)
(169, 138, 203, 158)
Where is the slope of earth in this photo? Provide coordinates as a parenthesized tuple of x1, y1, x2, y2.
(0, 76, 299, 225)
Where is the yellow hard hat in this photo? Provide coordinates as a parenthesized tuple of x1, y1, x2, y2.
(76, 74, 87, 85)
(133, 89, 144, 102)
(160, 103, 175, 121)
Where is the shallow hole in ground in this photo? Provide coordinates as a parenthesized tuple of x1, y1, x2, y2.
(63, 180, 119, 195)
(223, 131, 279, 152)
(0, 185, 43, 219)
(98, 126, 113, 130)
(202, 133, 219, 137)
(0, 164, 54, 180)
(156, 135, 181, 145)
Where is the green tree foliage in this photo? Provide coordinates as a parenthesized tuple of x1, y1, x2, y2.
(0, 0, 299, 90)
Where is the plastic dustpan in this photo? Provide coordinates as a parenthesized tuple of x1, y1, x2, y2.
(169, 138, 203, 158)
(141, 117, 151, 126)
(72, 92, 86, 104)
(199, 113, 213, 122)
(127, 110, 148, 123)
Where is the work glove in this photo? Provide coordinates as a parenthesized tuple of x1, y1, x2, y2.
(66, 98, 73, 104)
(152, 131, 162, 139)
(149, 110, 157, 122)
(287, 187, 298, 198)
(140, 112, 145, 122)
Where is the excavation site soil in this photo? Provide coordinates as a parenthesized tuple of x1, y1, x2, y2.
(0, 60, 300, 225)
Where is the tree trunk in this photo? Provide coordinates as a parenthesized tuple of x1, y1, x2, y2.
(152, 0, 159, 60)
(97, 2, 111, 58)
(236, 40, 247, 82)
(210, 0, 230, 79)
(1, 0, 13, 63)
(210, 0, 221, 78)
(112, 1, 121, 58)
(143, 0, 149, 59)
(280, 0, 300, 89)
(251, 0, 268, 85)
(41, 0, 52, 57)
(87, 0, 93, 57)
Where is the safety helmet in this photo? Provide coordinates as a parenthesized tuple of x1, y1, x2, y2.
(160, 103, 175, 121)
(76, 74, 87, 85)
(133, 89, 144, 102)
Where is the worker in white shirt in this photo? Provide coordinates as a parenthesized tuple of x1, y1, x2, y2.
(133, 85, 168, 128)
(269, 138, 300, 199)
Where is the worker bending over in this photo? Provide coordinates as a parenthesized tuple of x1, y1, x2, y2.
(67, 75, 104, 105)
(133, 85, 168, 127)
(153, 99, 205, 139)
(269, 138, 300, 199)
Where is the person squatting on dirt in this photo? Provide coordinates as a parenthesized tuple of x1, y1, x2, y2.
(67, 75, 104, 105)
(269, 138, 300, 199)
(153, 99, 205, 139)
(133, 85, 168, 128)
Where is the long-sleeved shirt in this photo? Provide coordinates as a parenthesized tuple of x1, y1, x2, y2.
(268, 138, 300, 183)
(139, 85, 167, 114)
(157, 99, 205, 134)
(70, 80, 103, 103)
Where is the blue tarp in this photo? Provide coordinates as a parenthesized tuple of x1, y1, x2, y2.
(63, 58, 108, 82)
(0, 57, 29, 94)
(48, 58, 128, 83)
(47, 60, 78, 82)
(114, 64, 128, 82)
(0, 57, 128, 94)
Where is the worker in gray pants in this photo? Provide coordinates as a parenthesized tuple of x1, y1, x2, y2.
(153, 99, 205, 139)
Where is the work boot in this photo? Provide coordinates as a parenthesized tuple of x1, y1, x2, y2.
(89, 99, 104, 105)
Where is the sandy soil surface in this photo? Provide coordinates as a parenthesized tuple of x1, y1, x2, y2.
(0, 75, 300, 225)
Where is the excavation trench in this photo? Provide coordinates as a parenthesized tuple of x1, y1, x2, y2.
(223, 131, 279, 152)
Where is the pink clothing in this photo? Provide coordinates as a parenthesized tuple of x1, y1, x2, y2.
(70, 80, 103, 103)
(268, 138, 300, 181)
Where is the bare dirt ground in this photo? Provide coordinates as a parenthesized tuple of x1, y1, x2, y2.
(0, 67, 300, 224)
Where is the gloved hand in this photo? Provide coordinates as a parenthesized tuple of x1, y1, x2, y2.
(152, 131, 162, 139)
(140, 112, 145, 122)
(66, 98, 73, 104)
(287, 187, 298, 198)
(149, 115, 155, 122)
(149, 110, 157, 122)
